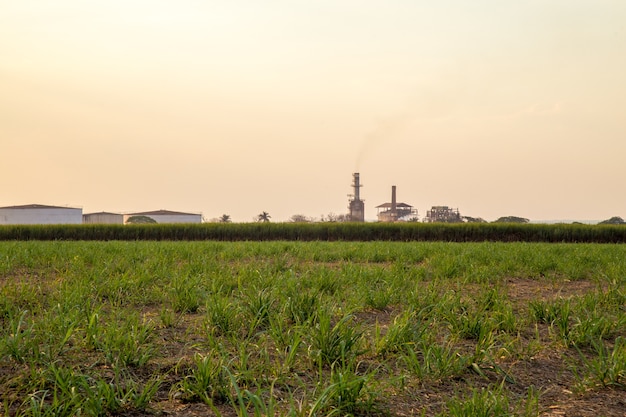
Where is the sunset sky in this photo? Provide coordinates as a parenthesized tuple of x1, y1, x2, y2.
(2, 1, 625, 222)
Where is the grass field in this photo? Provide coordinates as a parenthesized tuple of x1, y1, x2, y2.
(2, 222, 626, 243)
(1, 241, 625, 416)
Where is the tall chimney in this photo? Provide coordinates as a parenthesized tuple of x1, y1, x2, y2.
(348, 173, 365, 222)
(391, 185, 397, 221)
(353, 173, 361, 201)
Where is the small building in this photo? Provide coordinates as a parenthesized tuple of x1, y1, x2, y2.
(0, 204, 83, 225)
(83, 212, 124, 224)
(124, 209, 202, 224)
(424, 206, 462, 223)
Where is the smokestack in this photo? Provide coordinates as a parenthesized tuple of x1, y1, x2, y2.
(391, 185, 397, 220)
(348, 173, 365, 222)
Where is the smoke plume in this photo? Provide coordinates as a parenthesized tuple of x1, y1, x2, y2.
(355, 111, 414, 170)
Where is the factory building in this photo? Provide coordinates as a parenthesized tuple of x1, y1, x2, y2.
(376, 186, 417, 222)
(123, 209, 202, 224)
(424, 206, 462, 223)
(0, 204, 82, 225)
(83, 212, 124, 224)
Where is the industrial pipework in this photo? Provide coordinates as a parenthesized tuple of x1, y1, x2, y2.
(348, 173, 365, 222)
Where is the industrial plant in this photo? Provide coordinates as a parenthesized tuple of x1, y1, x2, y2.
(376, 186, 417, 222)
(347, 173, 365, 222)
(347, 172, 460, 223)
(1, 173, 464, 225)
(423, 206, 462, 223)
(348, 172, 419, 222)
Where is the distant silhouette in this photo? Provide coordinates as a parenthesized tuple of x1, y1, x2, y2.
(598, 216, 625, 225)
(257, 211, 271, 222)
(493, 216, 529, 223)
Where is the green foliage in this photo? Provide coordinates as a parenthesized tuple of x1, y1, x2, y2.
(463, 216, 487, 223)
(402, 340, 470, 381)
(3, 222, 626, 242)
(22, 364, 161, 416)
(126, 215, 157, 224)
(310, 312, 363, 368)
(493, 216, 530, 223)
(364, 281, 394, 310)
(242, 287, 274, 335)
(257, 211, 271, 223)
(439, 386, 511, 417)
(598, 216, 625, 225)
(176, 354, 229, 404)
(205, 294, 241, 337)
(95, 315, 156, 367)
(308, 366, 378, 416)
(374, 310, 426, 357)
(226, 369, 280, 417)
(1, 240, 625, 415)
(2, 310, 38, 364)
(171, 274, 204, 313)
(574, 337, 626, 389)
(283, 290, 319, 325)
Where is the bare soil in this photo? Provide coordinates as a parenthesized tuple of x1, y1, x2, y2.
(1, 274, 624, 416)
(146, 278, 625, 416)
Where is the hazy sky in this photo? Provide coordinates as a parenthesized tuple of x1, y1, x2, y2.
(2, 1, 625, 222)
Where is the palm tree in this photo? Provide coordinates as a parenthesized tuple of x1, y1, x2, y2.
(219, 214, 231, 223)
(257, 211, 271, 223)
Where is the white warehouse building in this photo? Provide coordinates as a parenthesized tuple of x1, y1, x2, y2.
(83, 212, 124, 224)
(124, 209, 202, 224)
(0, 204, 83, 225)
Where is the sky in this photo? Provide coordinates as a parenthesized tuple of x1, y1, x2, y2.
(1, 1, 625, 222)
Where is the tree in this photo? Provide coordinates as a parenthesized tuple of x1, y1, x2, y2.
(334, 213, 350, 222)
(257, 211, 271, 222)
(463, 216, 487, 223)
(290, 214, 311, 223)
(493, 216, 529, 223)
(598, 216, 625, 225)
(219, 214, 232, 223)
(320, 212, 350, 222)
(126, 215, 157, 224)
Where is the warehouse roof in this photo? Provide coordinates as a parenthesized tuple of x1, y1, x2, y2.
(127, 209, 199, 216)
(375, 202, 414, 209)
(0, 204, 80, 210)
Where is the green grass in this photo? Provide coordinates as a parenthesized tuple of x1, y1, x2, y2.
(0, 241, 625, 416)
(2, 222, 626, 242)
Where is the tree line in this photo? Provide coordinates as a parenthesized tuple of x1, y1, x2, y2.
(207, 212, 626, 225)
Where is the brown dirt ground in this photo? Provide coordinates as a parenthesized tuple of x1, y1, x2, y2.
(2, 276, 624, 416)
(140, 278, 625, 417)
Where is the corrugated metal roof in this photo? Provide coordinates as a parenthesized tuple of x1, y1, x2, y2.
(375, 202, 414, 209)
(127, 209, 199, 216)
(0, 204, 80, 210)
(83, 212, 123, 216)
